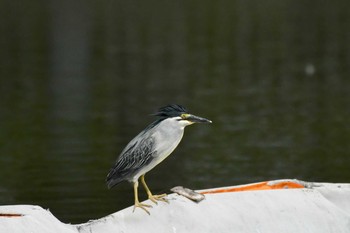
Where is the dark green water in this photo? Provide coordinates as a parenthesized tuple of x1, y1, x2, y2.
(0, 0, 349, 224)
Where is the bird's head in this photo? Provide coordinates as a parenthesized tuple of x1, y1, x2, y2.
(154, 104, 212, 127)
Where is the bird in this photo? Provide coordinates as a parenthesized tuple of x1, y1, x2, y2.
(106, 104, 212, 214)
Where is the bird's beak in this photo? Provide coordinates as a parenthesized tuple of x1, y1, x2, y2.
(186, 114, 212, 124)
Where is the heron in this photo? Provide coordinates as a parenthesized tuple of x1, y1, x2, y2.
(106, 104, 212, 214)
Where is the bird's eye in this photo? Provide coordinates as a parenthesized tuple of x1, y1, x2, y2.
(181, 114, 189, 119)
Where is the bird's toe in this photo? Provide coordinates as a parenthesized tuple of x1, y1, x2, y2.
(133, 202, 152, 215)
(149, 193, 168, 204)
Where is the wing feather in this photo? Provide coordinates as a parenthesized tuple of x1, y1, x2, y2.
(106, 136, 156, 188)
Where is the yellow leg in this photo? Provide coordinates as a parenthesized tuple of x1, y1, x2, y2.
(140, 175, 168, 204)
(133, 181, 152, 215)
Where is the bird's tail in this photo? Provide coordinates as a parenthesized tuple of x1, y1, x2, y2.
(106, 169, 124, 189)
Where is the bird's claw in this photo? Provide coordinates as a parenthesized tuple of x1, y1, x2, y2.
(133, 202, 152, 215)
(149, 193, 168, 204)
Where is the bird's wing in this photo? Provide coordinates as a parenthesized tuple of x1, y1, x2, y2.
(106, 136, 156, 187)
(118, 136, 155, 171)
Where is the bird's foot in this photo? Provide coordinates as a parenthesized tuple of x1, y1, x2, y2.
(148, 193, 168, 204)
(133, 201, 152, 215)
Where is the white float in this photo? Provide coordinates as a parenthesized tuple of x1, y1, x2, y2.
(1, 179, 350, 233)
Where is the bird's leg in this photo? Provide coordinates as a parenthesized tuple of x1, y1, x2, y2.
(133, 181, 152, 215)
(140, 175, 168, 204)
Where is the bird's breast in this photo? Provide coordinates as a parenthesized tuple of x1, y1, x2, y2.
(152, 128, 184, 161)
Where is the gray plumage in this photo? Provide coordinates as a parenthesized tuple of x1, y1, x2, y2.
(106, 133, 156, 188)
(106, 104, 211, 192)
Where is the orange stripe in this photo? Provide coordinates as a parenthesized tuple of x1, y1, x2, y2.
(0, 213, 23, 217)
(201, 181, 305, 194)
